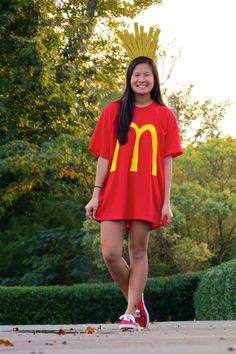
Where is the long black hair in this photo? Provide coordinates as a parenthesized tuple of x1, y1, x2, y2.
(117, 56, 164, 144)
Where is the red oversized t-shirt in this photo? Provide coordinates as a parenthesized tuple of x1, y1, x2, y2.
(88, 101, 183, 229)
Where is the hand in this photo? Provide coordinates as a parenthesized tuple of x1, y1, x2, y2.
(85, 197, 99, 220)
(160, 204, 173, 225)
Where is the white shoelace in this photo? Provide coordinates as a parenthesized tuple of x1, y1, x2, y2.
(119, 314, 135, 322)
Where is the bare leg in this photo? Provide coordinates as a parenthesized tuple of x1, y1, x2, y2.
(100, 220, 129, 299)
(125, 220, 150, 316)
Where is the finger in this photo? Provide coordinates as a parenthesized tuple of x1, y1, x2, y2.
(160, 213, 165, 223)
(92, 209, 97, 219)
(160, 213, 164, 223)
(86, 207, 92, 219)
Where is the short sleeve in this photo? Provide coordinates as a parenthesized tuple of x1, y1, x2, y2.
(164, 110, 183, 158)
(88, 103, 117, 159)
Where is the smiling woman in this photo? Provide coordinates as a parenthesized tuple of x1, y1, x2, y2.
(85, 24, 183, 332)
(130, 63, 154, 99)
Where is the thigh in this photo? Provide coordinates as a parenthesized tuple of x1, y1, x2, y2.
(128, 220, 151, 251)
(100, 220, 126, 255)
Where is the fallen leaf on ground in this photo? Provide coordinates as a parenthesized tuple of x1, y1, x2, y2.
(0, 339, 14, 347)
(85, 326, 96, 334)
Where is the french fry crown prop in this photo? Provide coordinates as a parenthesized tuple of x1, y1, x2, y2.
(118, 22, 160, 62)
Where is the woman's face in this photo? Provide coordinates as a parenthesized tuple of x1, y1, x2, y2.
(130, 63, 154, 96)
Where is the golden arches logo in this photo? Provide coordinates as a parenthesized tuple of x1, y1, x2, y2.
(110, 122, 158, 176)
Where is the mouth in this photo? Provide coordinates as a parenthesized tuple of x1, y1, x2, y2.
(136, 84, 148, 88)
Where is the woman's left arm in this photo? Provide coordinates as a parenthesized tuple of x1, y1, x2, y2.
(161, 155, 173, 224)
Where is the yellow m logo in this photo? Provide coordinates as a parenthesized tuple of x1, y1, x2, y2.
(110, 122, 158, 176)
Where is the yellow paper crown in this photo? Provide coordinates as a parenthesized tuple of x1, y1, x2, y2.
(118, 22, 160, 62)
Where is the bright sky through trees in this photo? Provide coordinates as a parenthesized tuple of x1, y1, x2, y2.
(135, 0, 236, 137)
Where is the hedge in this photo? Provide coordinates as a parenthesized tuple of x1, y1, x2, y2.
(194, 258, 236, 320)
(146, 273, 202, 321)
(0, 272, 202, 325)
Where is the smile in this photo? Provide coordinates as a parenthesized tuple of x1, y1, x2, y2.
(136, 84, 148, 87)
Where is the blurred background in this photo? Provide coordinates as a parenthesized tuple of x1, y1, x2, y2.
(0, 0, 235, 287)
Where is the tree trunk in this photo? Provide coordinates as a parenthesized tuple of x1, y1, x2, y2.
(87, 0, 96, 18)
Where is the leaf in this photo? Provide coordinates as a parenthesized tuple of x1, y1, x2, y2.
(0, 339, 14, 347)
(85, 326, 96, 334)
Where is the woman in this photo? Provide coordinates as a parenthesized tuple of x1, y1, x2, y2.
(85, 56, 183, 330)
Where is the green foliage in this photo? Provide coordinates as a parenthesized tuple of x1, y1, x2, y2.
(1, 0, 162, 143)
(0, 136, 92, 216)
(147, 273, 202, 321)
(148, 136, 236, 276)
(171, 136, 236, 265)
(194, 259, 236, 320)
(148, 228, 178, 277)
(164, 85, 231, 145)
(0, 0, 163, 285)
(0, 135, 94, 285)
(148, 228, 212, 276)
(81, 220, 108, 275)
(0, 272, 201, 324)
(0, 199, 86, 285)
(0, 0, 79, 143)
(172, 237, 212, 273)
(0, 0, 235, 285)
(81, 220, 129, 282)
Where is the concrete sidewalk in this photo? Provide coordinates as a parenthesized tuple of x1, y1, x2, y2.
(0, 321, 236, 354)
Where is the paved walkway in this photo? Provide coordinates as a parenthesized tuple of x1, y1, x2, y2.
(0, 321, 236, 354)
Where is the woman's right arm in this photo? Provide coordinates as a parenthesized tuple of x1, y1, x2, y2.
(85, 156, 109, 220)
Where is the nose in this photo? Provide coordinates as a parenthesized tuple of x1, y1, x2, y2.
(137, 76, 146, 82)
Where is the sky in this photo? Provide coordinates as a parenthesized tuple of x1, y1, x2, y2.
(134, 0, 236, 137)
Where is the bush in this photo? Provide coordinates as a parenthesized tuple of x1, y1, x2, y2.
(147, 272, 202, 321)
(0, 272, 202, 325)
(0, 283, 126, 325)
(194, 258, 236, 320)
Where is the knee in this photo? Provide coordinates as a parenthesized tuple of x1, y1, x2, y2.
(102, 248, 121, 264)
(129, 244, 147, 261)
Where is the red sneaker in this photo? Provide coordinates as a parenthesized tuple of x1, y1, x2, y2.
(119, 314, 136, 331)
(135, 294, 150, 328)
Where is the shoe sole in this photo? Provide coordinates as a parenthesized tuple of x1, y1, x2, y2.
(120, 327, 136, 332)
(119, 324, 136, 331)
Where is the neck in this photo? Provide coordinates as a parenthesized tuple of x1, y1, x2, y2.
(134, 94, 153, 107)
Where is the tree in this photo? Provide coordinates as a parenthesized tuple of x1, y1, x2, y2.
(1, 0, 234, 283)
(0, 0, 162, 285)
(0, 0, 79, 144)
(164, 85, 231, 145)
(148, 136, 236, 276)
(172, 237, 212, 273)
(171, 136, 236, 265)
(0, 0, 162, 144)
(0, 201, 86, 285)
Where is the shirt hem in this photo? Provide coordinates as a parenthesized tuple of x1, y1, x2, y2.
(94, 216, 165, 230)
